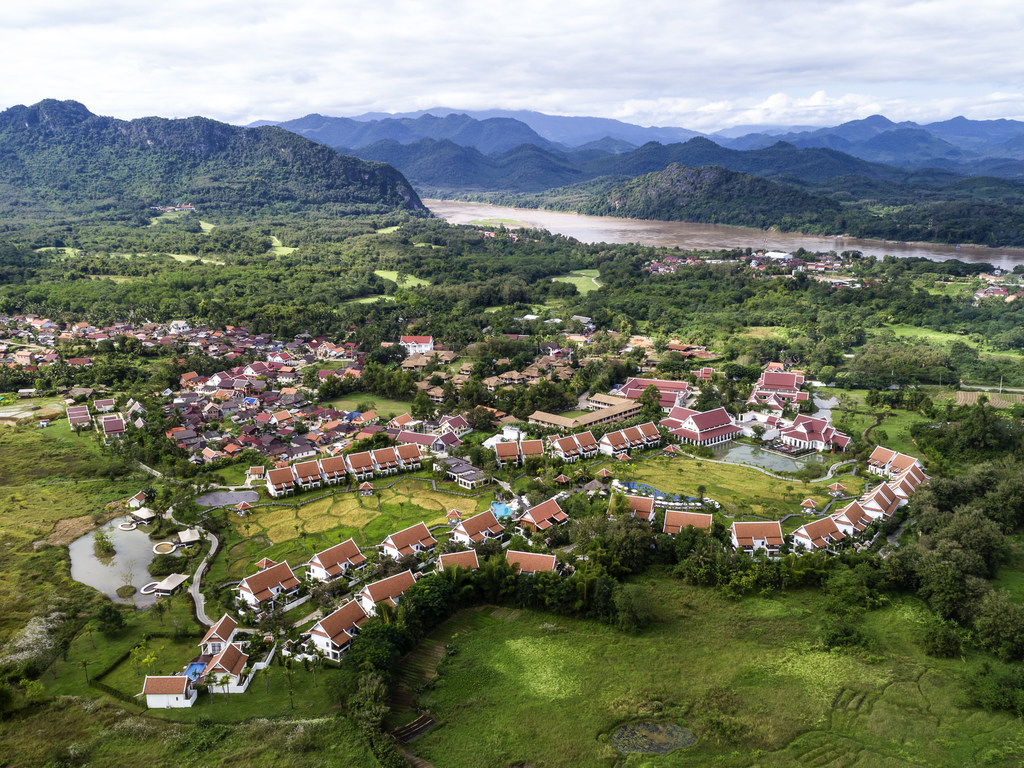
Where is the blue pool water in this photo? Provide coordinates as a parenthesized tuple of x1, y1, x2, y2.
(491, 502, 512, 518)
(185, 662, 206, 680)
(623, 482, 698, 502)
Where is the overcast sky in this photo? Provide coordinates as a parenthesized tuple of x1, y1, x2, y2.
(3, 0, 1023, 131)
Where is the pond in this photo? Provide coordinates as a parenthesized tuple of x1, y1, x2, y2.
(711, 442, 823, 473)
(611, 722, 696, 754)
(195, 490, 259, 508)
(68, 518, 162, 607)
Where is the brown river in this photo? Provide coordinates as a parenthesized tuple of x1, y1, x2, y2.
(425, 199, 1024, 270)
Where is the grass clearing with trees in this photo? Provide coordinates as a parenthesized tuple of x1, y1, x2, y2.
(410, 577, 1024, 768)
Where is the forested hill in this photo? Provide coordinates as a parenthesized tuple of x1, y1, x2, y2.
(0, 99, 426, 222)
(562, 164, 840, 229)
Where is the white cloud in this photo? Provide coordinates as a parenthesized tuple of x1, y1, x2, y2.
(0, 0, 1022, 129)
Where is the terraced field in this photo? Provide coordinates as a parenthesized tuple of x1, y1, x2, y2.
(211, 478, 494, 580)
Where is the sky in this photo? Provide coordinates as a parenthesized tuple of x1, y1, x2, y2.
(3, 0, 1024, 131)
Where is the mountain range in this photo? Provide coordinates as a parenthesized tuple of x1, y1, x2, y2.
(255, 108, 1024, 178)
(0, 99, 424, 222)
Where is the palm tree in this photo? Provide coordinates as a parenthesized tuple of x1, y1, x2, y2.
(219, 674, 232, 703)
(263, 665, 273, 694)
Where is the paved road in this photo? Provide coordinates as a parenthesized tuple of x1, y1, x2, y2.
(189, 532, 220, 627)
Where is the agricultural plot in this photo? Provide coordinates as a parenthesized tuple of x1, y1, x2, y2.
(215, 479, 491, 580)
(410, 579, 1024, 768)
(954, 390, 1024, 408)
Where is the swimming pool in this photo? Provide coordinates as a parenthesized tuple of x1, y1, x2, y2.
(623, 482, 698, 502)
(185, 662, 206, 681)
(491, 502, 512, 518)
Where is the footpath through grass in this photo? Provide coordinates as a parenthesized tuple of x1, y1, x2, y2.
(411, 576, 1024, 768)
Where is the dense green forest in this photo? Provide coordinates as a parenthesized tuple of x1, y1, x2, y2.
(0, 100, 425, 225)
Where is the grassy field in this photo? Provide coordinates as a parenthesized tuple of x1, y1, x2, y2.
(208, 478, 493, 583)
(326, 394, 413, 419)
(410, 577, 1024, 768)
(469, 217, 526, 227)
(0, 421, 144, 644)
(630, 456, 864, 524)
(342, 294, 395, 304)
(553, 268, 602, 294)
(373, 269, 432, 287)
(267, 235, 297, 256)
(882, 323, 1023, 360)
(828, 389, 931, 456)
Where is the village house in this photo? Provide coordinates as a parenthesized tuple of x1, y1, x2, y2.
(516, 498, 568, 533)
(236, 560, 300, 610)
(142, 676, 196, 709)
(356, 569, 419, 615)
(399, 335, 434, 355)
(730, 521, 784, 557)
(308, 600, 369, 661)
(200, 614, 238, 656)
(451, 510, 504, 546)
(616, 377, 692, 411)
(623, 495, 656, 523)
(866, 446, 927, 479)
(663, 509, 713, 535)
(201, 643, 249, 690)
(439, 456, 488, 489)
(779, 415, 851, 452)
(436, 549, 480, 572)
(265, 466, 296, 497)
(660, 406, 741, 446)
(506, 550, 558, 575)
(549, 431, 600, 462)
(307, 539, 366, 582)
(492, 438, 544, 468)
(791, 516, 846, 551)
(381, 522, 437, 560)
(597, 422, 661, 456)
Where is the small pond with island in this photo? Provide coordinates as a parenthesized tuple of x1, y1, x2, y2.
(68, 518, 171, 607)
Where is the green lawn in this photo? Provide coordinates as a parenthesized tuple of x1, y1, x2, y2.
(373, 269, 432, 287)
(267, 235, 297, 256)
(410, 578, 1024, 768)
(630, 456, 864, 521)
(326, 393, 413, 419)
(342, 294, 395, 304)
(552, 269, 602, 294)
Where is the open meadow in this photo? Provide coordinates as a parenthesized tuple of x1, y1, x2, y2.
(0, 421, 143, 645)
(631, 456, 865, 529)
(410, 576, 1024, 768)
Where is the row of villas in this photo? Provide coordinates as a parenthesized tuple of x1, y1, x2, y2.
(728, 446, 929, 557)
(264, 445, 423, 497)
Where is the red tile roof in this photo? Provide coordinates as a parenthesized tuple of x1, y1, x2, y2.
(506, 550, 557, 574)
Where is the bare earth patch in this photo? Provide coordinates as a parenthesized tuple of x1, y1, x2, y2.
(47, 514, 96, 546)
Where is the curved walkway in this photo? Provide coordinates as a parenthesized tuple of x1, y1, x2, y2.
(189, 532, 221, 626)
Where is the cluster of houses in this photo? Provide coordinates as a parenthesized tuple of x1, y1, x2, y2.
(263, 444, 424, 497)
(142, 438, 928, 708)
(726, 446, 929, 557)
